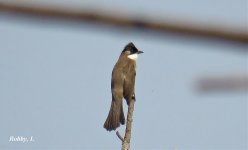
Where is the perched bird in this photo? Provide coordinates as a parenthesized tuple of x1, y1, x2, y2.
(104, 42, 143, 131)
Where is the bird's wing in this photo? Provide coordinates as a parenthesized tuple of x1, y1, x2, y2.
(123, 63, 136, 102)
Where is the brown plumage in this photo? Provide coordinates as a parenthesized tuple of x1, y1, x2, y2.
(104, 42, 143, 131)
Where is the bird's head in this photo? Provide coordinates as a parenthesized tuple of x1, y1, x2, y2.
(122, 42, 143, 60)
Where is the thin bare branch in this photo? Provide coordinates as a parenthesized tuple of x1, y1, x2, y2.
(122, 99, 135, 150)
(116, 131, 124, 142)
(0, 2, 247, 44)
(197, 75, 248, 92)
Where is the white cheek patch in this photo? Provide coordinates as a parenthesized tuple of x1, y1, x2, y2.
(128, 54, 138, 60)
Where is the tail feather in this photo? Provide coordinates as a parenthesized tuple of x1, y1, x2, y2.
(104, 100, 125, 131)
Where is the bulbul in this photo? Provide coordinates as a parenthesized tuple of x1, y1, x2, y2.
(104, 42, 143, 131)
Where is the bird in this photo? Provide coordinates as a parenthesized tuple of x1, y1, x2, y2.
(104, 42, 143, 131)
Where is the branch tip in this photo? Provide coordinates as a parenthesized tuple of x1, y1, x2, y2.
(116, 131, 124, 142)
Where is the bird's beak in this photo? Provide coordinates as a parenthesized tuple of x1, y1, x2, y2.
(137, 51, 144, 54)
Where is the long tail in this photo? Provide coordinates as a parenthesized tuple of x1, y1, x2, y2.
(104, 100, 125, 131)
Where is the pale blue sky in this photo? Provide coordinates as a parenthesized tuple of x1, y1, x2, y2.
(0, 0, 247, 150)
